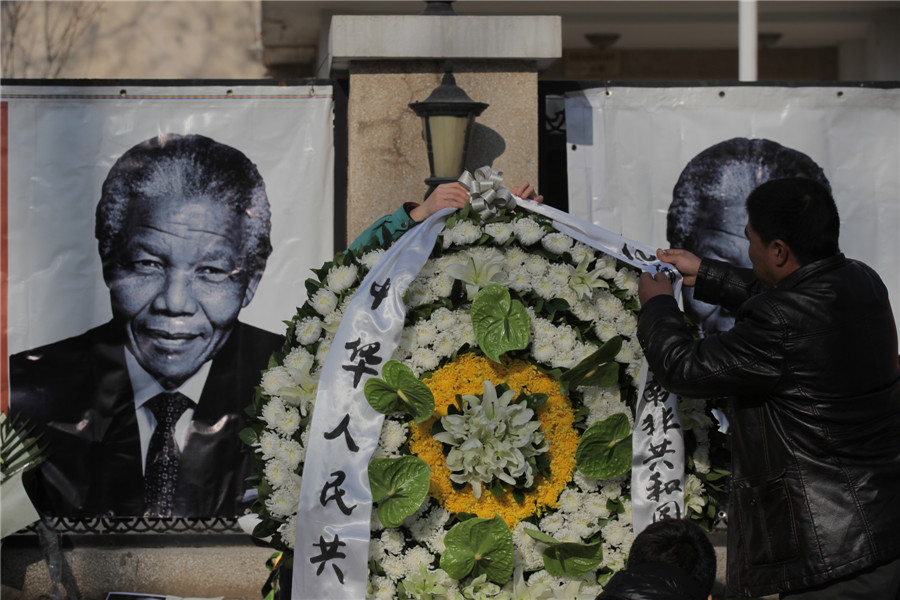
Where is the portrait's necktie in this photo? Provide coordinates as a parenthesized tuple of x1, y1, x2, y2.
(143, 392, 193, 518)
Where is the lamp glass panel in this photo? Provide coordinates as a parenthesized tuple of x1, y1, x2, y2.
(427, 115, 469, 178)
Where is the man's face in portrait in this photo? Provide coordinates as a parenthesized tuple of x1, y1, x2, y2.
(104, 195, 260, 388)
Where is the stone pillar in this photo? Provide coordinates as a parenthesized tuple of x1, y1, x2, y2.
(319, 14, 560, 242)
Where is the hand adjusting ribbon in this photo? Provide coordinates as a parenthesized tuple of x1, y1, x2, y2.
(458, 166, 517, 218)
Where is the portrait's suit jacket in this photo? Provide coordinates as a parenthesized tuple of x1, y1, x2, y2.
(9, 320, 283, 518)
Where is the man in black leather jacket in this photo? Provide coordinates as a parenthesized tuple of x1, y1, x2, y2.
(636, 177, 900, 598)
(597, 518, 716, 600)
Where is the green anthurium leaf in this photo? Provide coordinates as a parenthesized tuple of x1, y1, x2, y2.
(523, 528, 559, 545)
(439, 515, 514, 584)
(470, 284, 531, 363)
(576, 412, 633, 479)
(364, 360, 435, 423)
(558, 336, 622, 396)
(368, 456, 432, 528)
(542, 539, 604, 577)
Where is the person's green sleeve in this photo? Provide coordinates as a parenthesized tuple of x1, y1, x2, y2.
(348, 204, 418, 252)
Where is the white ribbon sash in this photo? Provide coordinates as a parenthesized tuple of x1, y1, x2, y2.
(292, 209, 451, 600)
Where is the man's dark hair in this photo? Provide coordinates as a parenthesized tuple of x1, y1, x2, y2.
(669, 137, 831, 250)
(745, 177, 840, 265)
(627, 518, 717, 595)
(95, 133, 272, 275)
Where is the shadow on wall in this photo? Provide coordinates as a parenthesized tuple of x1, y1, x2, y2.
(467, 123, 506, 172)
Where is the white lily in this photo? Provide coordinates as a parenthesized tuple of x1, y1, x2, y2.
(568, 255, 610, 301)
(444, 251, 507, 300)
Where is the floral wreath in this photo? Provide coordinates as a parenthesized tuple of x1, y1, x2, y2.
(245, 201, 728, 599)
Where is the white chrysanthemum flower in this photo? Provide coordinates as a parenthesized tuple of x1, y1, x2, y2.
(261, 396, 287, 428)
(433, 331, 459, 359)
(276, 405, 301, 437)
(506, 266, 532, 293)
(557, 488, 584, 514)
(326, 264, 359, 293)
(615, 312, 638, 337)
(264, 458, 296, 489)
(485, 221, 514, 244)
(504, 245, 529, 269)
(569, 242, 595, 265)
(256, 430, 281, 460)
(380, 528, 405, 555)
(594, 320, 619, 342)
(615, 343, 635, 364)
(310, 287, 339, 316)
(430, 272, 455, 297)
(429, 307, 456, 331)
(571, 299, 599, 322)
(601, 518, 631, 548)
(277, 516, 296, 550)
(601, 481, 623, 502)
(573, 470, 599, 492)
(603, 546, 628, 572)
(376, 419, 408, 456)
(553, 327, 577, 353)
(595, 289, 624, 320)
(380, 553, 407, 581)
(512, 523, 545, 570)
(531, 341, 557, 365)
(442, 219, 483, 248)
(410, 347, 440, 374)
(261, 366, 299, 398)
(582, 493, 612, 521)
(567, 511, 599, 540)
(614, 268, 640, 298)
(533, 277, 558, 301)
(295, 316, 323, 346)
(403, 546, 436, 575)
(265, 486, 300, 518)
(524, 254, 549, 276)
(547, 262, 571, 286)
(406, 278, 435, 307)
(360, 248, 386, 270)
(314, 337, 332, 365)
(275, 437, 304, 466)
(541, 232, 574, 255)
(514, 217, 546, 245)
(369, 576, 396, 600)
(283, 346, 314, 384)
(540, 511, 565, 535)
(413, 320, 439, 347)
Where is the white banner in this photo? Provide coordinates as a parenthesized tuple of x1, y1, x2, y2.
(566, 85, 900, 332)
(1, 84, 334, 519)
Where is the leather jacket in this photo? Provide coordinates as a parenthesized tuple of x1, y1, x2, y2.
(637, 254, 900, 596)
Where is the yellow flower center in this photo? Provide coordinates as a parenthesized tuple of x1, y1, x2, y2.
(409, 353, 578, 528)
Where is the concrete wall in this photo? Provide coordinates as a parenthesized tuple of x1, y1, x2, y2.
(347, 59, 539, 242)
(1, 1, 265, 79)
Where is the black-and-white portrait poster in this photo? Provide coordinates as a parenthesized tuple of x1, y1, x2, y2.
(1, 84, 334, 519)
(565, 85, 900, 333)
